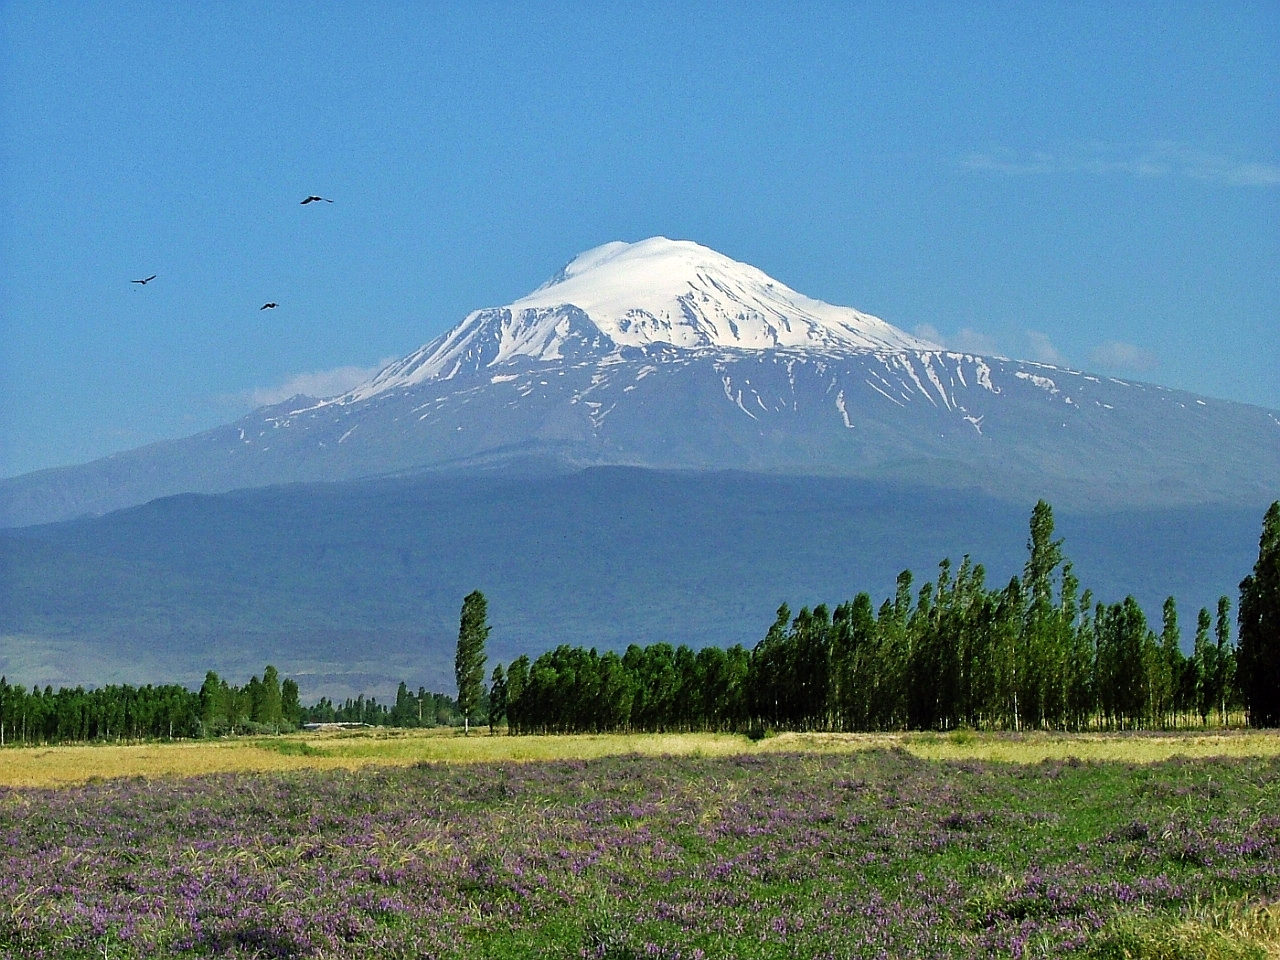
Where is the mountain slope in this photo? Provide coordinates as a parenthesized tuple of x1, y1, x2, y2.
(2, 238, 1277, 526)
(343, 237, 935, 400)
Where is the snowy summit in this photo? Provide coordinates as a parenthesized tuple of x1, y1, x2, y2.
(339, 238, 936, 402)
(513, 238, 933, 352)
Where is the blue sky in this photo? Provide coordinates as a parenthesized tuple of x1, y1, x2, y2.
(2, 1, 1277, 478)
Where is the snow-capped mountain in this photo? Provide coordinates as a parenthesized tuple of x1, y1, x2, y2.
(341, 238, 934, 401)
(2, 238, 1278, 526)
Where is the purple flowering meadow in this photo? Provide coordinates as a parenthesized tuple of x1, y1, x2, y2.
(2, 749, 1277, 958)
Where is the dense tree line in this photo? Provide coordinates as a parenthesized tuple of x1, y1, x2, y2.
(502, 642, 752, 735)
(198, 666, 301, 734)
(0, 666, 463, 746)
(500, 500, 1278, 734)
(0, 678, 203, 745)
(301, 684, 463, 728)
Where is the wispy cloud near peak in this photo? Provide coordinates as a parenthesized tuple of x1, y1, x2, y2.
(1025, 331, 1068, 366)
(245, 360, 395, 408)
(961, 142, 1280, 187)
(1089, 341, 1159, 373)
(913, 324, 1003, 357)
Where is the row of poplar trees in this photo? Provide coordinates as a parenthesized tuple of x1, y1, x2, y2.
(198, 666, 302, 734)
(0, 666, 466, 745)
(498, 500, 1280, 733)
(0, 665, 302, 745)
(0, 679, 201, 745)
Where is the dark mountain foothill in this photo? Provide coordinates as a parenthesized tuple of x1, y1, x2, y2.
(0, 468, 1265, 699)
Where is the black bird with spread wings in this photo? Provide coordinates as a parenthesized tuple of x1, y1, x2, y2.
(300, 196, 333, 204)
(132, 275, 157, 285)
(260, 302, 278, 310)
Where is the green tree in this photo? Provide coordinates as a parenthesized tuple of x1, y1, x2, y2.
(1097, 598, 1149, 729)
(1192, 607, 1214, 725)
(499, 655, 526, 732)
(1238, 502, 1280, 727)
(831, 592, 878, 731)
(390, 681, 417, 727)
(245, 675, 264, 726)
(1021, 501, 1066, 731)
(1216, 596, 1234, 724)
(489, 664, 508, 732)
(1155, 598, 1181, 728)
(259, 665, 283, 731)
(413, 687, 436, 726)
(198, 671, 225, 734)
(1024, 500, 1064, 610)
(280, 678, 302, 728)
(455, 590, 490, 733)
(993, 577, 1025, 731)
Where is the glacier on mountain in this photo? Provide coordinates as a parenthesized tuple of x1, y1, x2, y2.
(333, 237, 938, 404)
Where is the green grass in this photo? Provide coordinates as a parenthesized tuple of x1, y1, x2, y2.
(4, 749, 1280, 957)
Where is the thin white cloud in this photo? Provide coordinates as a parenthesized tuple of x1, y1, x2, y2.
(1025, 331, 1067, 366)
(960, 151, 1060, 176)
(906, 322, 1159, 374)
(951, 327, 1001, 356)
(1089, 341, 1158, 373)
(961, 142, 1280, 187)
(1219, 163, 1280, 187)
(246, 360, 393, 407)
(913, 324, 1001, 356)
(913, 323, 945, 345)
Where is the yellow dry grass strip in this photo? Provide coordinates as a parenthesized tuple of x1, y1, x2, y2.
(2, 727, 1279, 788)
(1240, 903, 1280, 960)
(777, 729, 1280, 765)
(1103, 899, 1280, 960)
(0, 739, 364, 788)
(1217, 902, 1280, 960)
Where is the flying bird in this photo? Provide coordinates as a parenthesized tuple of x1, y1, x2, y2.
(132, 275, 157, 285)
(300, 196, 333, 204)
(260, 302, 278, 310)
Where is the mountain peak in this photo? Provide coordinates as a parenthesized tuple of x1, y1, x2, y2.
(514, 237, 935, 353)
(336, 238, 937, 402)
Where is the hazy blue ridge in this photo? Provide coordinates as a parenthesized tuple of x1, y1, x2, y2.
(0, 467, 1264, 700)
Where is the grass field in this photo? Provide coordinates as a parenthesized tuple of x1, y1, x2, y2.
(4, 726, 1280, 788)
(4, 744, 1280, 958)
(5, 730, 1280, 958)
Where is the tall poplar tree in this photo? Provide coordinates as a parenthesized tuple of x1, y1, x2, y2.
(488, 664, 507, 732)
(1022, 500, 1065, 731)
(1238, 502, 1280, 727)
(1024, 500, 1064, 611)
(1193, 607, 1214, 725)
(280, 678, 302, 728)
(455, 590, 490, 734)
(1216, 596, 1234, 724)
(259, 665, 283, 731)
(1156, 598, 1180, 728)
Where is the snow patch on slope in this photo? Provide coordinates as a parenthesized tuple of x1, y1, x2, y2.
(328, 238, 937, 405)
